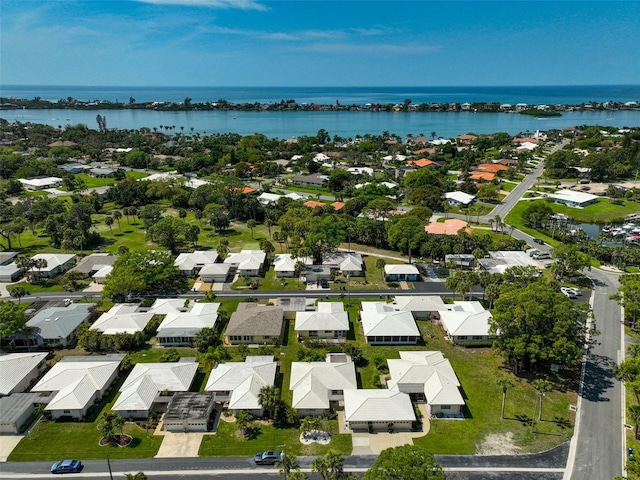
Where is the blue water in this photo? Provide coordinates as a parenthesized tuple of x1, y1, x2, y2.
(2, 108, 638, 140)
(2, 85, 640, 105)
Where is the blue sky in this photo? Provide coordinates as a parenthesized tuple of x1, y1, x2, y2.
(2, 0, 639, 87)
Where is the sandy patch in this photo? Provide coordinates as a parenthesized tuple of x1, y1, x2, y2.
(475, 432, 522, 455)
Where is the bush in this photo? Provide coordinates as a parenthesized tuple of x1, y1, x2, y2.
(160, 349, 180, 362)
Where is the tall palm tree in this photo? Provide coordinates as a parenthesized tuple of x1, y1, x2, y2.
(533, 379, 553, 421)
(247, 219, 257, 239)
(629, 405, 640, 440)
(258, 385, 280, 419)
(311, 450, 345, 480)
(33, 258, 48, 282)
(104, 216, 114, 235)
(113, 211, 123, 231)
(497, 378, 514, 420)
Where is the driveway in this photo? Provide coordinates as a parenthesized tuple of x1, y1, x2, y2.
(155, 433, 204, 458)
(0, 434, 24, 462)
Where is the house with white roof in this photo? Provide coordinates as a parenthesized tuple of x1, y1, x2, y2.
(322, 252, 364, 277)
(290, 353, 357, 417)
(174, 250, 219, 276)
(199, 263, 232, 283)
(30, 253, 76, 278)
(294, 302, 349, 343)
(360, 302, 420, 345)
(18, 176, 63, 191)
(343, 389, 415, 432)
(70, 253, 117, 277)
(387, 351, 465, 417)
(274, 254, 313, 278)
(549, 189, 598, 208)
(156, 302, 220, 346)
(90, 303, 154, 335)
(392, 295, 447, 320)
(205, 356, 277, 416)
(32, 354, 124, 420)
(384, 264, 420, 282)
(0, 352, 48, 396)
(438, 301, 493, 344)
(224, 250, 267, 276)
(444, 191, 476, 206)
(112, 361, 198, 418)
(92, 265, 113, 284)
(26, 303, 96, 348)
(478, 251, 540, 275)
(257, 192, 282, 206)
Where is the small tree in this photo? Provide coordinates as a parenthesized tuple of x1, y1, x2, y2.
(247, 219, 257, 239)
(105, 215, 114, 235)
(9, 286, 28, 304)
(497, 377, 514, 420)
(533, 378, 553, 421)
(236, 410, 254, 438)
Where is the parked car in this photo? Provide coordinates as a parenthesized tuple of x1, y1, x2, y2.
(565, 287, 582, 296)
(560, 287, 576, 299)
(51, 460, 83, 474)
(532, 252, 550, 260)
(533, 238, 545, 245)
(254, 451, 282, 465)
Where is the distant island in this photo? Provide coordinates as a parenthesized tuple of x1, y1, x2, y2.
(1, 95, 639, 116)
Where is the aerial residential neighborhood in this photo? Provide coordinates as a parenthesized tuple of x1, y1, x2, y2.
(0, 118, 638, 480)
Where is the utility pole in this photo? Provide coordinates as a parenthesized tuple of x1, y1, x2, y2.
(106, 455, 113, 480)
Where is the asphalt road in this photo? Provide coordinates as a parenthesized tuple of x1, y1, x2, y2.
(567, 267, 624, 479)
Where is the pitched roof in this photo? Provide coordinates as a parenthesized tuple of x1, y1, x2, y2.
(438, 301, 493, 337)
(393, 296, 447, 313)
(174, 251, 219, 272)
(90, 304, 154, 334)
(360, 302, 420, 337)
(469, 171, 495, 182)
(113, 362, 198, 412)
(226, 303, 284, 337)
(384, 264, 419, 275)
(444, 191, 476, 205)
(70, 254, 117, 274)
(476, 163, 509, 173)
(343, 389, 415, 423)
(30, 253, 76, 271)
(205, 356, 276, 411)
(386, 351, 464, 406)
(273, 254, 313, 273)
(0, 352, 48, 395)
(156, 303, 220, 338)
(224, 250, 266, 271)
(295, 302, 349, 332)
(290, 356, 356, 409)
(27, 303, 95, 342)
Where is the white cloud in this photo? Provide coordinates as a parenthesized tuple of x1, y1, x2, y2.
(302, 41, 441, 55)
(134, 0, 268, 10)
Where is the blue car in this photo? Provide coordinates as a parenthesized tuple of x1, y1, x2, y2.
(51, 459, 83, 474)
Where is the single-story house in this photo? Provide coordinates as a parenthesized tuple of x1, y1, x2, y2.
(444, 191, 476, 207)
(549, 189, 598, 208)
(0, 392, 49, 434)
(224, 250, 267, 276)
(386, 351, 465, 417)
(88, 167, 115, 178)
(163, 392, 216, 432)
(205, 356, 277, 416)
(25, 303, 96, 348)
(199, 263, 232, 283)
(0, 352, 48, 396)
(257, 192, 282, 206)
(70, 254, 117, 276)
(392, 296, 447, 320)
(112, 361, 198, 418)
(343, 389, 416, 432)
(294, 302, 349, 343)
(18, 177, 63, 191)
(384, 264, 420, 282)
(92, 265, 113, 284)
(478, 251, 540, 275)
(444, 254, 476, 269)
(30, 253, 76, 278)
(90, 303, 154, 335)
(59, 162, 89, 174)
(290, 353, 357, 417)
(273, 254, 313, 278)
(438, 301, 493, 344)
(323, 252, 364, 277)
(156, 302, 220, 346)
(276, 297, 313, 320)
(0, 262, 22, 282)
(292, 173, 328, 187)
(174, 251, 219, 276)
(224, 303, 285, 345)
(32, 354, 124, 420)
(425, 219, 471, 236)
(0, 252, 18, 266)
(360, 302, 421, 345)
(305, 265, 332, 283)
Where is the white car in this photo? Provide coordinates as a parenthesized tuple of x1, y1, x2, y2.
(560, 287, 576, 299)
(566, 287, 582, 296)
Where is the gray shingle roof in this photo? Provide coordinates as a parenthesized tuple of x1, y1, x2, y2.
(226, 303, 284, 337)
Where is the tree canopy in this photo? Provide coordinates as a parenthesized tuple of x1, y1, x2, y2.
(363, 445, 445, 480)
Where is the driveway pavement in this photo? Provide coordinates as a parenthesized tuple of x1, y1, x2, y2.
(155, 433, 204, 458)
(0, 434, 24, 462)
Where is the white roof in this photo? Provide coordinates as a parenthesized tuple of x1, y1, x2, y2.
(290, 357, 357, 410)
(384, 264, 420, 275)
(285, 192, 305, 201)
(31, 253, 76, 271)
(438, 301, 493, 338)
(90, 304, 154, 334)
(343, 389, 415, 423)
(549, 189, 598, 204)
(445, 191, 476, 205)
(205, 357, 276, 411)
(19, 177, 62, 188)
(92, 265, 113, 279)
(387, 351, 464, 406)
(224, 250, 266, 270)
(0, 352, 48, 395)
(273, 254, 313, 273)
(174, 251, 219, 272)
(257, 192, 282, 205)
(148, 298, 186, 315)
(295, 302, 349, 332)
(113, 362, 198, 412)
(33, 355, 123, 411)
(156, 303, 220, 338)
(360, 302, 420, 337)
(393, 295, 447, 313)
(199, 263, 232, 275)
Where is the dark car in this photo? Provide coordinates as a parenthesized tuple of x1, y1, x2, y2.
(254, 451, 281, 465)
(51, 460, 83, 474)
(533, 238, 544, 245)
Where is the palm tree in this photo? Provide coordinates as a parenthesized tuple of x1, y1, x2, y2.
(497, 378, 514, 419)
(113, 210, 122, 230)
(375, 258, 387, 279)
(273, 231, 286, 253)
(294, 261, 306, 288)
(260, 239, 275, 263)
(629, 405, 640, 440)
(258, 385, 280, 419)
(276, 452, 300, 478)
(33, 258, 48, 282)
(265, 218, 274, 239)
(492, 214, 503, 233)
(533, 378, 553, 421)
(125, 472, 147, 480)
(311, 450, 345, 480)
(15, 256, 34, 281)
(104, 216, 114, 235)
(9, 286, 28, 304)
